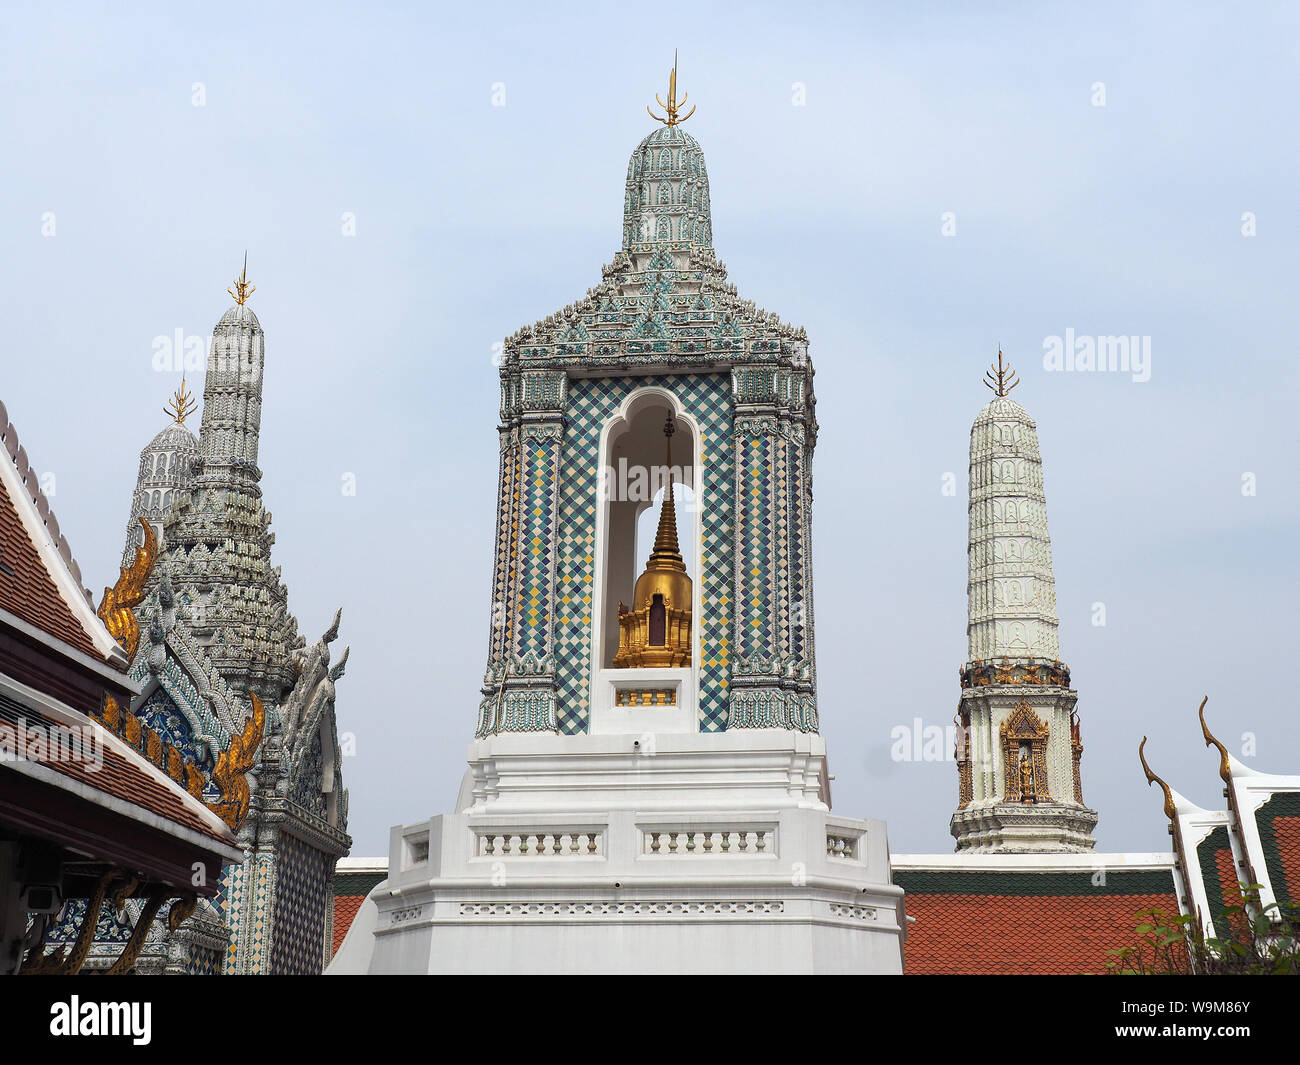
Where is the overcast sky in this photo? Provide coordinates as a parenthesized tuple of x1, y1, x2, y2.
(2, 2, 1297, 857)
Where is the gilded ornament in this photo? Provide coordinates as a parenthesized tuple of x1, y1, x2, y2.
(647, 51, 695, 128)
(207, 691, 266, 830)
(1138, 736, 1177, 825)
(227, 251, 255, 305)
(97, 516, 158, 659)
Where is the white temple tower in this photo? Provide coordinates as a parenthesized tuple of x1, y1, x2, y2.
(950, 353, 1098, 852)
(330, 62, 904, 975)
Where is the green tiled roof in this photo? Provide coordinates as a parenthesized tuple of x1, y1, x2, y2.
(893, 867, 1174, 898)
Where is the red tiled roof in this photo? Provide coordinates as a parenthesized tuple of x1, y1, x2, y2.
(0, 475, 101, 659)
(1275, 817, 1300, 910)
(333, 894, 365, 957)
(901, 890, 1179, 974)
(893, 867, 1179, 975)
(0, 694, 234, 848)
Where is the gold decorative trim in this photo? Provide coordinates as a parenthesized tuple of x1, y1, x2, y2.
(961, 657, 1070, 689)
(1070, 710, 1085, 805)
(615, 688, 677, 707)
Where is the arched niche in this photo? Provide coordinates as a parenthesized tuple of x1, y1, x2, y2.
(590, 387, 701, 731)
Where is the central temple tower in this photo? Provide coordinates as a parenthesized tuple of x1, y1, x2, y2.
(333, 63, 903, 974)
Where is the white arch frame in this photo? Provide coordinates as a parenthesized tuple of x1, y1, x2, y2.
(588, 385, 702, 735)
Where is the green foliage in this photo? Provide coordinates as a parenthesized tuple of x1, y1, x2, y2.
(1106, 886, 1300, 975)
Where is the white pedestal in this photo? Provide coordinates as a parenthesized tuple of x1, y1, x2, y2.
(329, 730, 905, 975)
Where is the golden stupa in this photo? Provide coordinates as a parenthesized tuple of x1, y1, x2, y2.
(613, 418, 692, 668)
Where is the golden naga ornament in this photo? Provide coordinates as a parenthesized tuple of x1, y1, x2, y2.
(613, 417, 692, 668)
(648, 50, 695, 128)
(1197, 695, 1232, 786)
(207, 691, 266, 831)
(1138, 735, 1177, 825)
(97, 516, 158, 659)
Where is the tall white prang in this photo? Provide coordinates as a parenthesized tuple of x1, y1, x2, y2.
(951, 360, 1098, 853)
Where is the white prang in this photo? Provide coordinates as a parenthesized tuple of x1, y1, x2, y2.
(951, 393, 1098, 853)
(967, 395, 1059, 663)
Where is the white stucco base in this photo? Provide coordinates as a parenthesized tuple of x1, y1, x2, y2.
(328, 729, 905, 974)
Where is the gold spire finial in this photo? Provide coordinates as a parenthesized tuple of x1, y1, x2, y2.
(1138, 736, 1177, 825)
(228, 251, 255, 305)
(983, 348, 1020, 397)
(1197, 696, 1233, 786)
(165, 378, 197, 425)
(648, 50, 696, 128)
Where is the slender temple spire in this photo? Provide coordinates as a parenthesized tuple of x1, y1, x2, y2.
(648, 417, 685, 567)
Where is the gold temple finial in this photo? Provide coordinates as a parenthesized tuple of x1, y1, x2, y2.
(648, 50, 696, 128)
(227, 251, 255, 305)
(1138, 736, 1177, 825)
(165, 378, 197, 425)
(983, 348, 1020, 397)
(1197, 696, 1233, 787)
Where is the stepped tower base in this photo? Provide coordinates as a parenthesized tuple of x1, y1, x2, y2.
(951, 802, 1098, 853)
(328, 730, 905, 974)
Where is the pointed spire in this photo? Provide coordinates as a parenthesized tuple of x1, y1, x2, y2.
(228, 251, 255, 306)
(983, 348, 1020, 397)
(165, 378, 197, 425)
(647, 417, 686, 568)
(648, 50, 696, 127)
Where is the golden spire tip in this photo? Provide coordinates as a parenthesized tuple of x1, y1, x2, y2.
(165, 377, 197, 425)
(648, 52, 696, 128)
(228, 252, 256, 306)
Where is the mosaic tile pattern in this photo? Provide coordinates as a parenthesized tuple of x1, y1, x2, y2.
(737, 425, 774, 660)
(487, 439, 521, 668)
(186, 943, 223, 975)
(521, 433, 562, 660)
(269, 833, 333, 974)
(555, 373, 734, 733)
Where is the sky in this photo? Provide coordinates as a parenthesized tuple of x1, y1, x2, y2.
(1, 2, 1297, 857)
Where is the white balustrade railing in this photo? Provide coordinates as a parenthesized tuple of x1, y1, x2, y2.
(475, 831, 603, 857)
(642, 829, 772, 855)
